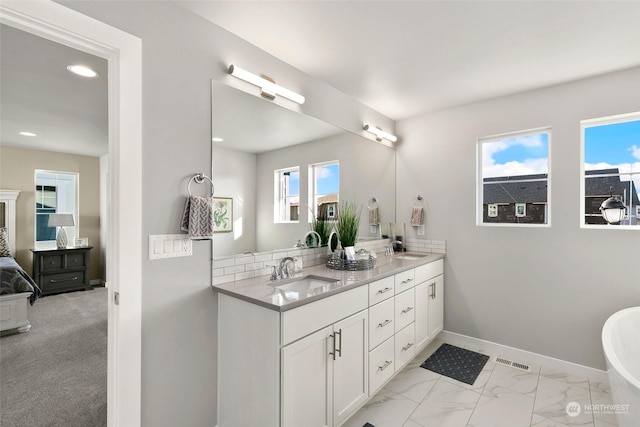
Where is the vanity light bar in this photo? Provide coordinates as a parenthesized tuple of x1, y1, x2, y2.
(363, 124, 398, 143)
(228, 64, 305, 105)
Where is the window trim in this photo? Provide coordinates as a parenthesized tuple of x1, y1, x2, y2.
(273, 166, 300, 224)
(307, 160, 339, 223)
(34, 169, 79, 248)
(580, 111, 640, 230)
(476, 127, 552, 228)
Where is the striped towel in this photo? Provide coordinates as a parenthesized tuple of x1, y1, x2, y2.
(410, 206, 424, 226)
(181, 196, 213, 240)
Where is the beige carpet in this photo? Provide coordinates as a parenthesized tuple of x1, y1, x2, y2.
(0, 287, 107, 427)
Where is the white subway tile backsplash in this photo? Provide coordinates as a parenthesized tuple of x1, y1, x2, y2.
(212, 258, 235, 269)
(224, 265, 245, 275)
(235, 271, 255, 281)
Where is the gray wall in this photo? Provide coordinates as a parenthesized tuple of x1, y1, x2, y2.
(396, 66, 640, 370)
(57, 2, 392, 426)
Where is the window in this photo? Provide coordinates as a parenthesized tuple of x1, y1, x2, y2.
(477, 128, 550, 226)
(309, 161, 339, 221)
(274, 167, 300, 222)
(35, 170, 78, 245)
(581, 113, 640, 228)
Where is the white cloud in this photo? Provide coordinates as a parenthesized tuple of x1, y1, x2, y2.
(630, 145, 640, 160)
(316, 166, 334, 179)
(483, 158, 548, 178)
(482, 135, 548, 177)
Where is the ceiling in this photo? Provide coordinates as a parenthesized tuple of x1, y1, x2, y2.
(180, 0, 640, 121)
(0, 24, 108, 157)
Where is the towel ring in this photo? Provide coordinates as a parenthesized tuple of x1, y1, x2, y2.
(188, 173, 214, 197)
(367, 197, 379, 210)
(412, 195, 427, 208)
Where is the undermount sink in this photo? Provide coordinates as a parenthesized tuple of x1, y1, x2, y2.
(269, 275, 338, 297)
(394, 253, 431, 260)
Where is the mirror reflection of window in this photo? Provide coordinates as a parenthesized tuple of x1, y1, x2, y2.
(34, 170, 78, 246)
(309, 161, 339, 221)
(275, 167, 300, 223)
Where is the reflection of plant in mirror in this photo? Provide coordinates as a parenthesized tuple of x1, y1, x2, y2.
(310, 215, 334, 246)
(337, 200, 362, 248)
(213, 200, 229, 228)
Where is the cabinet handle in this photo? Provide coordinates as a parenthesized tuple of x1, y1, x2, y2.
(433, 282, 437, 299)
(329, 329, 342, 360)
(402, 342, 414, 352)
(49, 276, 78, 283)
(401, 306, 414, 314)
(378, 360, 392, 371)
(429, 282, 435, 299)
(401, 278, 413, 285)
(377, 287, 392, 294)
(378, 319, 392, 328)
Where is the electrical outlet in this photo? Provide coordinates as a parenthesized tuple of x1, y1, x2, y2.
(149, 234, 193, 260)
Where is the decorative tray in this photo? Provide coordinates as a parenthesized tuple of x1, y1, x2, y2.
(326, 253, 376, 271)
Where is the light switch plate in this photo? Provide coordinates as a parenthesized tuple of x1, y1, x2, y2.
(149, 234, 193, 260)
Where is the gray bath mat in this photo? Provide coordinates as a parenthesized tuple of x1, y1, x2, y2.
(420, 343, 489, 385)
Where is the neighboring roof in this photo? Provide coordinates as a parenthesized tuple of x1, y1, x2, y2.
(483, 174, 548, 204)
(483, 169, 640, 205)
(318, 194, 338, 204)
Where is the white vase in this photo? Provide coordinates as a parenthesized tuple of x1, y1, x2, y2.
(56, 227, 68, 248)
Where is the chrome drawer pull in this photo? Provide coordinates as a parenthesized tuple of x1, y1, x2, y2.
(378, 319, 392, 328)
(401, 306, 414, 314)
(377, 287, 392, 294)
(49, 276, 78, 283)
(402, 342, 414, 351)
(378, 360, 392, 371)
(401, 278, 413, 285)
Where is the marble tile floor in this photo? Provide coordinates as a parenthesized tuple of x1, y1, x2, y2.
(343, 339, 619, 427)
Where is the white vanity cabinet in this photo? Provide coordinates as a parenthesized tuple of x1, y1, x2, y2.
(216, 257, 444, 427)
(414, 259, 444, 349)
(282, 309, 369, 427)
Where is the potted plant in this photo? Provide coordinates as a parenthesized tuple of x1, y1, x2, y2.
(336, 200, 362, 257)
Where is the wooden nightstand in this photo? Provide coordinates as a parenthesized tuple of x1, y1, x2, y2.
(31, 247, 93, 296)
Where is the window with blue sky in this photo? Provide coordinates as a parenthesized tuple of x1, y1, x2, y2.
(582, 113, 640, 228)
(478, 128, 550, 226)
(309, 161, 339, 221)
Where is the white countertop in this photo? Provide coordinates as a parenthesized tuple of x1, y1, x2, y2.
(211, 252, 445, 312)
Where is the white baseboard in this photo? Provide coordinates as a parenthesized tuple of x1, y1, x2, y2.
(439, 330, 609, 384)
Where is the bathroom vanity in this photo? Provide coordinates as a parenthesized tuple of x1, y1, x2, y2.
(213, 253, 444, 427)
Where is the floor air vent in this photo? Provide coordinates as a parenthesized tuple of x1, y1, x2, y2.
(494, 356, 531, 372)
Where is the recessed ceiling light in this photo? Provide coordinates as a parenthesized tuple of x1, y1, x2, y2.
(67, 64, 98, 78)
(212, 137, 224, 142)
(19, 131, 37, 137)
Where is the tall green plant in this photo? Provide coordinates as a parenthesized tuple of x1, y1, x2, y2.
(336, 200, 362, 248)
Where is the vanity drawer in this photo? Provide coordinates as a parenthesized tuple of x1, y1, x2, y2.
(369, 336, 395, 395)
(369, 276, 394, 306)
(281, 285, 368, 346)
(394, 288, 415, 332)
(369, 298, 394, 350)
(395, 323, 416, 371)
(66, 252, 87, 268)
(394, 269, 415, 294)
(415, 259, 443, 284)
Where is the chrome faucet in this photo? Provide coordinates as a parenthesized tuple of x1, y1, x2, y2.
(279, 256, 296, 279)
(269, 256, 297, 280)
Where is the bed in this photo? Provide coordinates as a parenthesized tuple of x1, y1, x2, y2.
(0, 189, 40, 335)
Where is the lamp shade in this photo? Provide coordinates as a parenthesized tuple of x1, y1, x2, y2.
(599, 197, 626, 224)
(48, 213, 75, 227)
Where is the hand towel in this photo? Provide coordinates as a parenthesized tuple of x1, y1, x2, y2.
(410, 206, 424, 226)
(368, 207, 379, 225)
(181, 196, 214, 240)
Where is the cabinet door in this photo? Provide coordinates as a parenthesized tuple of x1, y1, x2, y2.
(428, 275, 444, 337)
(282, 325, 333, 427)
(333, 310, 369, 427)
(414, 281, 429, 350)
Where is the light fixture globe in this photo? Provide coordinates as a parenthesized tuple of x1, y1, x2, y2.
(599, 196, 626, 224)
